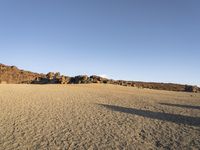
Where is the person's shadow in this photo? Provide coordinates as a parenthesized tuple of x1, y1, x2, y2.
(98, 104, 200, 127)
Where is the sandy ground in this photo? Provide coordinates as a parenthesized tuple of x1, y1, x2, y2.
(0, 84, 200, 150)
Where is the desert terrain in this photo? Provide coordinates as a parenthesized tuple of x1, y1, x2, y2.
(0, 84, 200, 149)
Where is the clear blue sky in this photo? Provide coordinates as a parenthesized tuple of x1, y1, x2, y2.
(0, 0, 200, 86)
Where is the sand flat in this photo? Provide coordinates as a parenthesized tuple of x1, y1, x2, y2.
(0, 84, 200, 149)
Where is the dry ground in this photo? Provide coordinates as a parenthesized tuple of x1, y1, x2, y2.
(0, 84, 200, 150)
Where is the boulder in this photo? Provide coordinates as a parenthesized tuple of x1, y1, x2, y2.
(31, 77, 49, 84)
(191, 86, 198, 93)
(10, 66, 18, 70)
(55, 72, 61, 79)
(185, 85, 198, 93)
(59, 76, 67, 84)
(73, 75, 89, 84)
(90, 75, 103, 83)
(46, 72, 55, 80)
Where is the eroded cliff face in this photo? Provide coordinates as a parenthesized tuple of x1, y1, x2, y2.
(0, 63, 199, 93)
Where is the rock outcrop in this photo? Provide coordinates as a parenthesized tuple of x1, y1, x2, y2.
(0, 63, 199, 93)
(0, 63, 45, 84)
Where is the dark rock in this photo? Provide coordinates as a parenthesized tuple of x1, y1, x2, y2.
(31, 77, 49, 84)
(46, 72, 55, 80)
(185, 85, 199, 93)
(55, 72, 61, 79)
(72, 75, 89, 84)
(10, 66, 18, 70)
(58, 76, 67, 84)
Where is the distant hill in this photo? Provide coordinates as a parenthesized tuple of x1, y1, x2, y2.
(0, 63, 199, 93)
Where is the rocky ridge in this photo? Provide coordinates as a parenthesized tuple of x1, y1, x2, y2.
(0, 63, 199, 93)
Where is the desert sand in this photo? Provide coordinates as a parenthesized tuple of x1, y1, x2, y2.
(0, 84, 199, 149)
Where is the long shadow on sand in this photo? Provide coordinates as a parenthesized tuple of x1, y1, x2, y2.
(98, 104, 200, 127)
(159, 103, 200, 110)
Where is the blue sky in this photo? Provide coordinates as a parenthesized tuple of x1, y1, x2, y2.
(0, 0, 200, 86)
